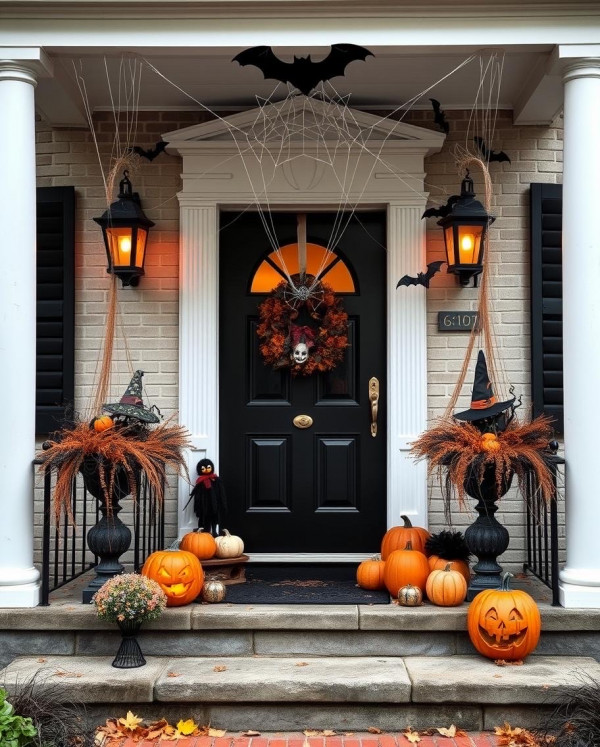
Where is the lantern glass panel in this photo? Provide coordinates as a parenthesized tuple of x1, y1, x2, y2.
(457, 224, 483, 265)
(444, 226, 455, 265)
(106, 227, 135, 267)
(135, 227, 148, 269)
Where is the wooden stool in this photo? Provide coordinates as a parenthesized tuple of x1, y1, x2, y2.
(201, 555, 249, 585)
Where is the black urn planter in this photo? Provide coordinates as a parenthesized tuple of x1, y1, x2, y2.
(464, 463, 512, 601)
(81, 456, 135, 604)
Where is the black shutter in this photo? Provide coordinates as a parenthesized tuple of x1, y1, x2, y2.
(36, 186, 75, 434)
(530, 183, 563, 435)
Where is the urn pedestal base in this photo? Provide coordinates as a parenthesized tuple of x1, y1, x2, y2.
(464, 467, 512, 602)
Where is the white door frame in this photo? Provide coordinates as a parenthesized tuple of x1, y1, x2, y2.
(164, 102, 445, 560)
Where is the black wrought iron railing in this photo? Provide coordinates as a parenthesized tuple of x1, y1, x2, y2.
(37, 459, 165, 605)
(524, 454, 565, 606)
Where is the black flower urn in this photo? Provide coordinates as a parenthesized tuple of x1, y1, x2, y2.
(81, 455, 135, 604)
(464, 464, 512, 601)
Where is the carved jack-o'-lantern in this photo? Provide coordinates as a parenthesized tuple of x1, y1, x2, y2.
(141, 549, 204, 607)
(467, 573, 541, 661)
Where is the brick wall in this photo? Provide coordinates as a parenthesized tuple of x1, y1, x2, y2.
(34, 108, 564, 571)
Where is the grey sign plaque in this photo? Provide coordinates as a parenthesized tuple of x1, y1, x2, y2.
(438, 311, 478, 332)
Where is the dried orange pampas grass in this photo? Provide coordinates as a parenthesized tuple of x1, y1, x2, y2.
(39, 420, 191, 524)
(411, 415, 556, 510)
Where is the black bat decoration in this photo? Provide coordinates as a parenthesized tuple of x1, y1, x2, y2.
(421, 194, 460, 219)
(396, 261, 445, 289)
(132, 140, 168, 162)
(233, 44, 373, 96)
(429, 98, 449, 134)
(474, 136, 511, 164)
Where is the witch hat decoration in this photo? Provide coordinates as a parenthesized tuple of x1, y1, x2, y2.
(454, 350, 515, 422)
(103, 370, 160, 424)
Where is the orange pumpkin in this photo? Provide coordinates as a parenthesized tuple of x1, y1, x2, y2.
(481, 432, 501, 452)
(381, 515, 431, 560)
(426, 563, 468, 607)
(93, 415, 114, 433)
(180, 528, 217, 560)
(141, 549, 204, 607)
(428, 556, 470, 585)
(356, 555, 386, 590)
(383, 541, 430, 597)
(467, 573, 541, 661)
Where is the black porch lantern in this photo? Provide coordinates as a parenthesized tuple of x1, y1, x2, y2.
(93, 171, 155, 287)
(438, 171, 495, 287)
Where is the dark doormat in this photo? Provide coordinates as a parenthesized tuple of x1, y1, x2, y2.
(219, 564, 390, 605)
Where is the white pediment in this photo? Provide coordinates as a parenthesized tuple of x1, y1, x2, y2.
(163, 97, 445, 154)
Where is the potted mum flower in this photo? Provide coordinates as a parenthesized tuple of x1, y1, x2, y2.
(93, 573, 167, 669)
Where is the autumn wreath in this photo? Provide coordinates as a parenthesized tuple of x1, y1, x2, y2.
(256, 277, 348, 376)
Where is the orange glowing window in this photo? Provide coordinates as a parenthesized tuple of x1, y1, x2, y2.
(251, 243, 356, 293)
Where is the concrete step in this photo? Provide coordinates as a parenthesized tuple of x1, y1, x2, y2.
(2, 602, 600, 667)
(2, 654, 599, 733)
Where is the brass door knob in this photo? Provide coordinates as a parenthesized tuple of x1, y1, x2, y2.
(293, 414, 313, 429)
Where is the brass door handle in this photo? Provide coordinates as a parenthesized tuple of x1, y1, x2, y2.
(369, 377, 379, 437)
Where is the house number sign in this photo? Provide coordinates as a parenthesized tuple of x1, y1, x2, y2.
(438, 311, 478, 332)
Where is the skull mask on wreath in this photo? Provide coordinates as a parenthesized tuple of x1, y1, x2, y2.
(290, 325, 315, 366)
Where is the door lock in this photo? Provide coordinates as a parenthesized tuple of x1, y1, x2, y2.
(369, 377, 379, 437)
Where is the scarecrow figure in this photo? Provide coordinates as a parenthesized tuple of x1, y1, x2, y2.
(186, 458, 227, 535)
(453, 350, 516, 433)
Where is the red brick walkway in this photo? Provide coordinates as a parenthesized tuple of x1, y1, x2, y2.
(115, 733, 501, 746)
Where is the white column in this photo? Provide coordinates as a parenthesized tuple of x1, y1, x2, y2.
(0, 57, 47, 606)
(387, 203, 428, 530)
(177, 200, 218, 537)
(559, 57, 600, 608)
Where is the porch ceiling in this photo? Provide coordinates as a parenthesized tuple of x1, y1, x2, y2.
(35, 45, 562, 128)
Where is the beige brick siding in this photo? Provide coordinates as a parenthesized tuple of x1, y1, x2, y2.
(34, 108, 564, 572)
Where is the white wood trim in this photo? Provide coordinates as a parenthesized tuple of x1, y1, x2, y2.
(173, 104, 440, 543)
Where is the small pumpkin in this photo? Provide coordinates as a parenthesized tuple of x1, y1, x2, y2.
(356, 555, 386, 590)
(383, 541, 430, 597)
(215, 529, 244, 559)
(398, 584, 423, 606)
(467, 572, 541, 661)
(202, 579, 227, 603)
(381, 515, 431, 560)
(481, 432, 501, 452)
(426, 563, 468, 607)
(93, 415, 114, 433)
(180, 528, 217, 560)
(141, 549, 204, 607)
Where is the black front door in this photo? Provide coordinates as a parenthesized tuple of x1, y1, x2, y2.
(219, 211, 386, 553)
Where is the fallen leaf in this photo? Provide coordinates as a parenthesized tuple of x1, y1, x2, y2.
(118, 711, 144, 732)
(37, 658, 47, 663)
(344, 733, 355, 737)
(167, 671, 181, 678)
(213, 665, 228, 672)
(304, 730, 321, 737)
(296, 662, 310, 667)
(208, 728, 227, 737)
(494, 659, 524, 667)
(53, 669, 82, 678)
(436, 725, 456, 737)
(242, 731, 261, 736)
(177, 719, 198, 736)
(367, 727, 382, 734)
(403, 729, 421, 743)
(322, 730, 337, 736)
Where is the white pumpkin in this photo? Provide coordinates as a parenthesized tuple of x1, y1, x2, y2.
(215, 529, 244, 558)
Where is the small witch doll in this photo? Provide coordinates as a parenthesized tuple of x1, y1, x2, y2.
(186, 459, 227, 535)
